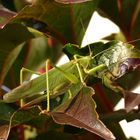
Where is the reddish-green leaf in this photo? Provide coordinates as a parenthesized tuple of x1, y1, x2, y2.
(11, 0, 99, 44)
(51, 86, 115, 140)
(98, 0, 140, 41)
(0, 23, 34, 85)
(124, 91, 140, 112)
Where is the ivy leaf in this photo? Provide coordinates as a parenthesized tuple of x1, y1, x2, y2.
(55, 0, 92, 4)
(51, 86, 115, 140)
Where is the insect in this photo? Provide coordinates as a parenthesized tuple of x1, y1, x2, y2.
(2, 40, 140, 140)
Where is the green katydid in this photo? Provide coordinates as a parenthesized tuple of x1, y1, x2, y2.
(3, 40, 140, 110)
(3, 44, 105, 104)
(2, 40, 140, 140)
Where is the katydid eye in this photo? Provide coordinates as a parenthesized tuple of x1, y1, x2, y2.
(120, 63, 129, 76)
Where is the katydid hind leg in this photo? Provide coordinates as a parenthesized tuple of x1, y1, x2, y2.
(46, 60, 50, 112)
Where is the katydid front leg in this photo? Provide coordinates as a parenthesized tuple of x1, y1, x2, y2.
(84, 64, 107, 76)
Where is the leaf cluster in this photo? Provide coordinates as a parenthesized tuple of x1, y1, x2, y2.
(0, 0, 140, 140)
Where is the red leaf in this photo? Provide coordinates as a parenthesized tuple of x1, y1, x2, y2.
(55, 0, 92, 4)
(124, 91, 140, 112)
(51, 86, 115, 140)
(0, 124, 10, 140)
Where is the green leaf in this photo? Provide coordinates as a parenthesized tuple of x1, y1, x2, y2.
(0, 100, 16, 120)
(63, 42, 104, 59)
(11, 106, 41, 126)
(11, 0, 99, 44)
(0, 43, 24, 85)
(22, 37, 62, 70)
(0, 101, 41, 126)
(0, 23, 47, 87)
(51, 86, 115, 140)
(14, 0, 30, 11)
(0, 23, 35, 85)
(0, 100, 42, 139)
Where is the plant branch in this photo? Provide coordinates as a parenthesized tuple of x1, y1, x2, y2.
(101, 109, 140, 123)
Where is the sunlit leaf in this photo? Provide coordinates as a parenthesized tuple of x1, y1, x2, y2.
(51, 86, 115, 140)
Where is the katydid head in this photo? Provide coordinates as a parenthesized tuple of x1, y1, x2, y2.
(97, 40, 140, 79)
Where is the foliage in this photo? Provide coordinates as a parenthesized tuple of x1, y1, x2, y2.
(0, 0, 140, 140)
